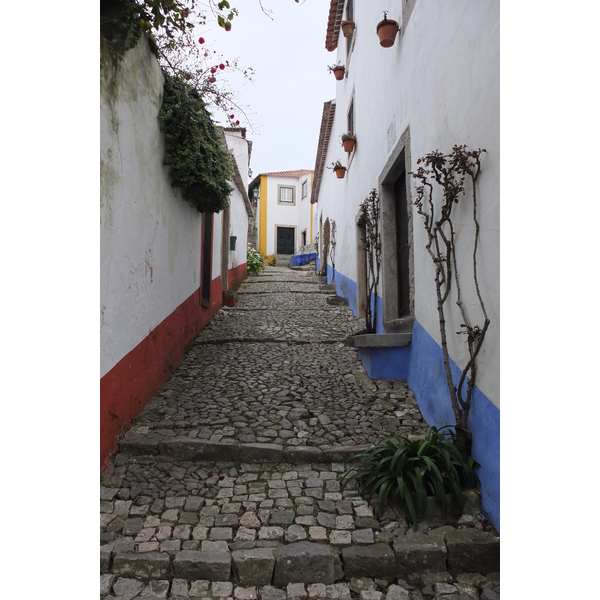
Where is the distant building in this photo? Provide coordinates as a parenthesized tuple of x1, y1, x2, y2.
(249, 170, 314, 259)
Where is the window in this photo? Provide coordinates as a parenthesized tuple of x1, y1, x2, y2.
(280, 187, 294, 202)
(277, 185, 295, 205)
(347, 96, 355, 135)
(346, 0, 354, 56)
(302, 180, 308, 199)
(301, 229, 307, 247)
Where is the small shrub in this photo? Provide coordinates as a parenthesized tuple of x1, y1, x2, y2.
(342, 426, 479, 525)
(247, 246, 264, 274)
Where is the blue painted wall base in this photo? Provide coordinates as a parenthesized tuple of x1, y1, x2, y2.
(319, 266, 500, 532)
(291, 252, 317, 267)
(358, 346, 411, 380)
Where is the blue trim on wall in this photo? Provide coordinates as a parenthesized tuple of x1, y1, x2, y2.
(408, 321, 500, 530)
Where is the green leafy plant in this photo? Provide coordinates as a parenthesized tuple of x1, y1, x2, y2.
(247, 245, 264, 273)
(328, 160, 344, 171)
(158, 74, 234, 213)
(341, 131, 356, 142)
(342, 426, 479, 526)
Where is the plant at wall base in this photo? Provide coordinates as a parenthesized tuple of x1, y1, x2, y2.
(329, 220, 337, 283)
(342, 426, 480, 526)
(246, 245, 264, 273)
(358, 189, 381, 333)
(159, 74, 234, 212)
(410, 145, 489, 456)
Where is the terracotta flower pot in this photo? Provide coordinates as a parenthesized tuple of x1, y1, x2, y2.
(335, 167, 347, 179)
(377, 18, 399, 47)
(341, 19, 355, 38)
(332, 66, 345, 81)
(342, 138, 356, 153)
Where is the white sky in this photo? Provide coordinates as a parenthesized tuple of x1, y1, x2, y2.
(202, 0, 336, 177)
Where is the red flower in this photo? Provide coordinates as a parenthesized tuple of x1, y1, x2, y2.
(230, 114, 235, 119)
(198, 37, 205, 44)
(235, 120, 240, 126)
(219, 63, 225, 70)
(211, 67, 217, 74)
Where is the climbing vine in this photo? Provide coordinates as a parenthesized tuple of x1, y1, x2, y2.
(329, 220, 337, 283)
(320, 219, 330, 277)
(158, 74, 234, 212)
(358, 190, 382, 333)
(410, 145, 489, 454)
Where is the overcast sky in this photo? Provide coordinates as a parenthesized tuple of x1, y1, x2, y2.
(204, 0, 335, 178)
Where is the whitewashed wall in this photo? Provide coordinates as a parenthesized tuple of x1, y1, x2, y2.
(224, 131, 251, 270)
(297, 173, 314, 246)
(265, 176, 300, 256)
(100, 36, 203, 378)
(316, 0, 500, 408)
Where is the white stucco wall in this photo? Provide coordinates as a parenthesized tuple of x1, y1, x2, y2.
(266, 176, 300, 256)
(224, 130, 251, 270)
(316, 0, 500, 408)
(101, 36, 206, 378)
(297, 173, 314, 246)
(263, 174, 314, 255)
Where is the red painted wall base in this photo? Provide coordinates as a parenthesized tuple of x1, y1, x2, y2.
(100, 275, 226, 471)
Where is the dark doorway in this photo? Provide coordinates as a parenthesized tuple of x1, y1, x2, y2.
(394, 172, 410, 317)
(201, 213, 213, 308)
(277, 227, 295, 255)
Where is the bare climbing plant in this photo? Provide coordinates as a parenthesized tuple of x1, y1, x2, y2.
(358, 190, 381, 333)
(329, 220, 337, 283)
(320, 218, 330, 277)
(410, 145, 489, 454)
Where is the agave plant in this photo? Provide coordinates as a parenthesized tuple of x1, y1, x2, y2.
(342, 426, 479, 526)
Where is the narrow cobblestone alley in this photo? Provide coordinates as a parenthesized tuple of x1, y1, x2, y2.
(101, 266, 500, 599)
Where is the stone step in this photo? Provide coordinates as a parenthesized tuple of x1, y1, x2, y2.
(102, 531, 499, 588)
(118, 436, 370, 464)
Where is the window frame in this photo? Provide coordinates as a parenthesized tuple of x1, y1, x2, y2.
(277, 184, 296, 206)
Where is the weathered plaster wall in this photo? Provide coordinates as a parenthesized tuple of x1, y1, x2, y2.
(101, 36, 203, 378)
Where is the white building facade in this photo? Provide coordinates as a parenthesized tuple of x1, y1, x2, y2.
(312, 0, 500, 529)
(250, 170, 314, 259)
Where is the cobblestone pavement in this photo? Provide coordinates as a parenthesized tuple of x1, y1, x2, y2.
(101, 267, 500, 599)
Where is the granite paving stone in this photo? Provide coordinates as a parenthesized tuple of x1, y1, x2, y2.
(101, 267, 500, 598)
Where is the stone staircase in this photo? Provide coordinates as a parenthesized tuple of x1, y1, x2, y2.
(101, 267, 499, 598)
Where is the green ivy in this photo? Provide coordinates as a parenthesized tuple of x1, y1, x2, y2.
(158, 74, 234, 213)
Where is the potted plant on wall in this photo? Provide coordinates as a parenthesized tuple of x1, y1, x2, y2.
(341, 132, 356, 153)
(328, 63, 345, 81)
(376, 11, 399, 47)
(341, 19, 355, 38)
(329, 160, 347, 179)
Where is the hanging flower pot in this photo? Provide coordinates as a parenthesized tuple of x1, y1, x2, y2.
(328, 64, 345, 81)
(377, 12, 399, 48)
(341, 132, 357, 153)
(329, 160, 346, 178)
(341, 19, 355, 38)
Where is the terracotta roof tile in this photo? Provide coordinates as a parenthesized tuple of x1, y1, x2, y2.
(311, 100, 336, 204)
(260, 169, 313, 179)
(325, 0, 344, 52)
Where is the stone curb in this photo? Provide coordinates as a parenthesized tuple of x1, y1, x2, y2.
(118, 436, 371, 465)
